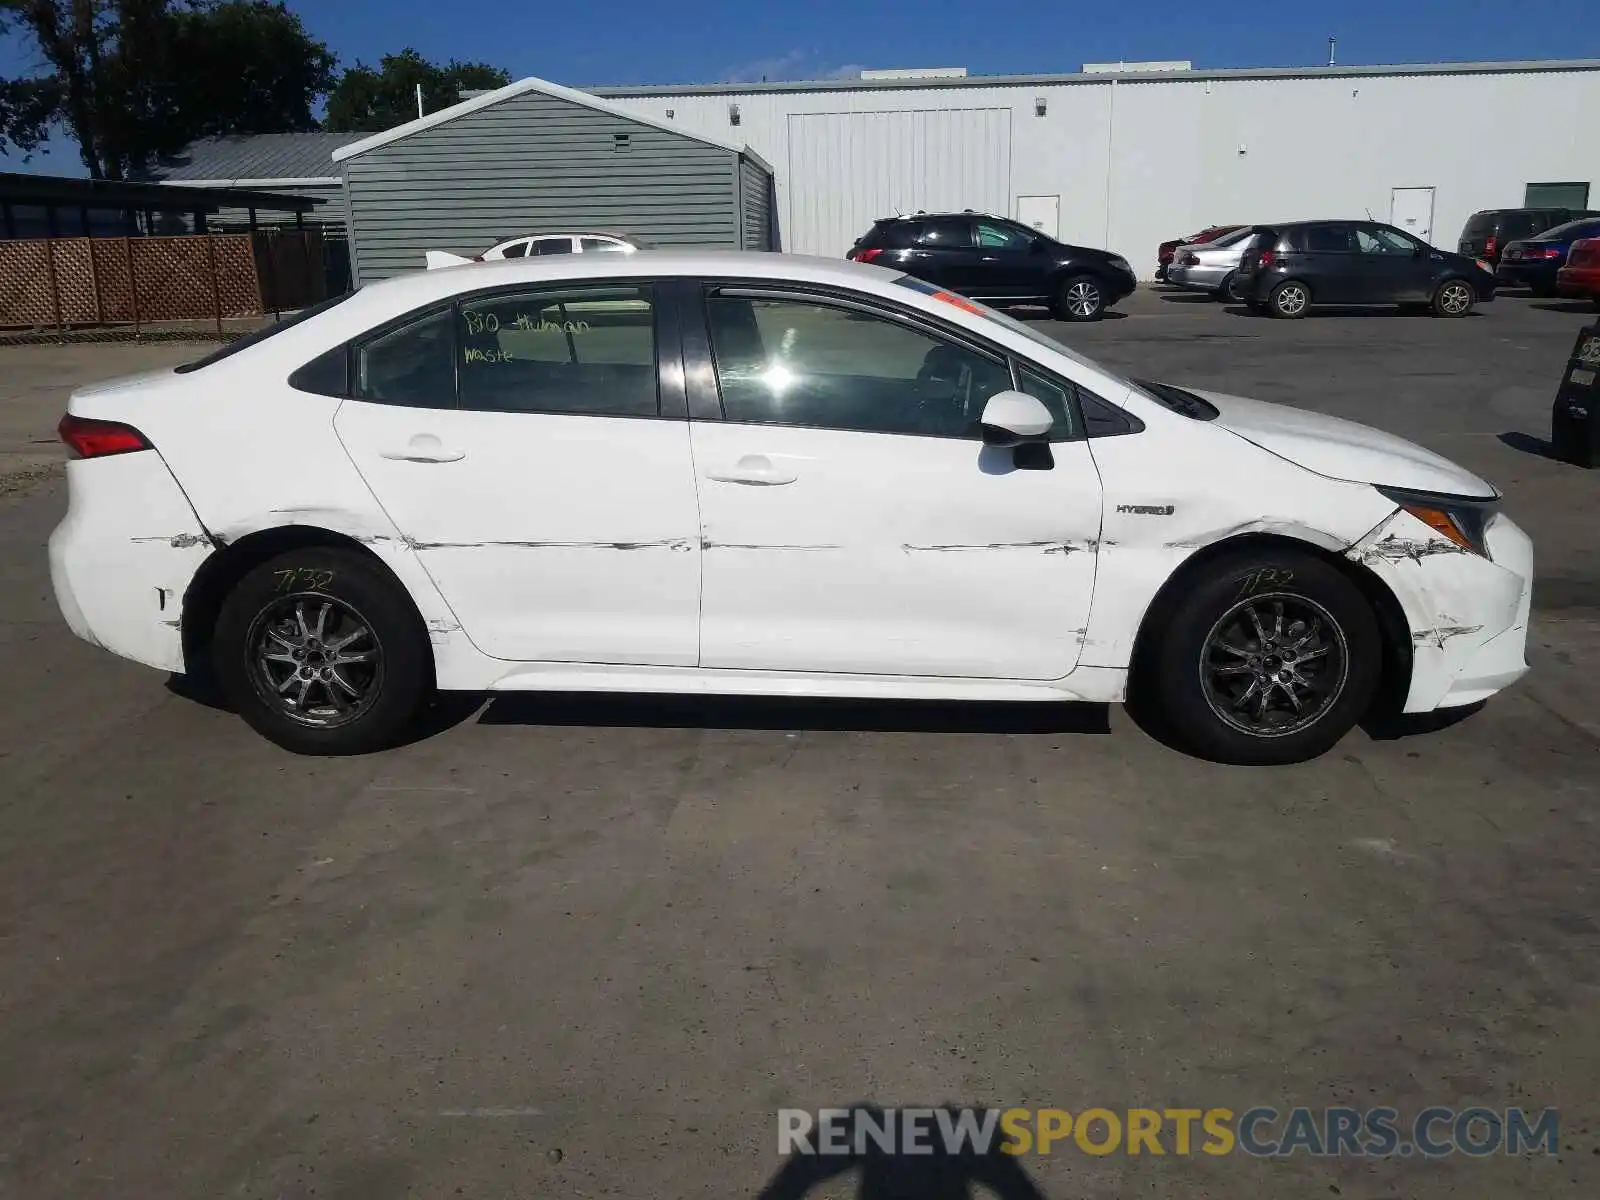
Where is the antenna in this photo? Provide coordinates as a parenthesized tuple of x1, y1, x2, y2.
(1328, 37, 1337, 67)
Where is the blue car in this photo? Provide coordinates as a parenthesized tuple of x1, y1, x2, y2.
(1497, 217, 1600, 296)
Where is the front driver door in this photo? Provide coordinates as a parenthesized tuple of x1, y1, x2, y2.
(972, 218, 1046, 300)
(1354, 225, 1430, 302)
(685, 284, 1102, 680)
(333, 282, 702, 665)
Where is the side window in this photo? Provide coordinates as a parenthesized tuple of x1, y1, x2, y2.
(1015, 365, 1080, 440)
(356, 307, 456, 409)
(704, 293, 1012, 438)
(976, 221, 1032, 251)
(456, 285, 658, 417)
(912, 219, 972, 249)
(499, 240, 530, 259)
(877, 221, 921, 249)
(531, 238, 574, 256)
(580, 237, 629, 253)
(1303, 225, 1355, 253)
(1355, 227, 1417, 255)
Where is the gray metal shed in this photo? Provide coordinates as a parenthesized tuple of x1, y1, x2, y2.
(333, 77, 777, 284)
(141, 132, 366, 231)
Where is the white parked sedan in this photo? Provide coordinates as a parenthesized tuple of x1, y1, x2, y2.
(49, 252, 1532, 763)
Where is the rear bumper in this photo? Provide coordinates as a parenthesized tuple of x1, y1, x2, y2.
(1166, 263, 1232, 291)
(49, 452, 215, 675)
(1557, 266, 1600, 296)
(1348, 510, 1532, 713)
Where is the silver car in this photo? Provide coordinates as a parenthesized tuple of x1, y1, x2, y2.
(1164, 226, 1257, 299)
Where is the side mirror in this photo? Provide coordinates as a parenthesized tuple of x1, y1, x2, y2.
(979, 390, 1054, 446)
(1413, 244, 1426, 258)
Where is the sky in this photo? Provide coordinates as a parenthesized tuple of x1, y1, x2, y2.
(4, 0, 1599, 174)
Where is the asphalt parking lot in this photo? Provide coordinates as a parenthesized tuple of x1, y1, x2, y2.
(2, 289, 1598, 1199)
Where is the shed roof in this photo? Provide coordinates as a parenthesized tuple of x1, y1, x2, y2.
(0, 171, 321, 212)
(142, 132, 364, 185)
(331, 75, 773, 175)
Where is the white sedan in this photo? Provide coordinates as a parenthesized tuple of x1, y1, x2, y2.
(424, 232, 639, 270)
(49, 252, 1532, 764)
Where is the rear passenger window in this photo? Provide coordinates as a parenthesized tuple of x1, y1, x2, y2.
(456, 286, 658, 417)
(356, 307, 456, 408)
(531, 239, 574, 256)
(913, 219, 972, 248)
(1303, 226, 1355, 253)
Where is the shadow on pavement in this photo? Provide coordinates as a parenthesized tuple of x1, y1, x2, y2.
(1497, 431, 1565, 461)
(474, 693, 1112, 736)
(1531, 300, 1599, 316)
(757, 1104, 1050, 1200)
(1361, 701, 1485, 742)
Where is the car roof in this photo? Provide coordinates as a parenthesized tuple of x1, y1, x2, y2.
(363, 251, 902, 306)
(873, 211, 1005, 223)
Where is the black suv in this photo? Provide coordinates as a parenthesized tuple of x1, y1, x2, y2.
(847, 213, 1137, 321)
(1233, 221, 1497, 318)
(1458, 207, 1600, 264)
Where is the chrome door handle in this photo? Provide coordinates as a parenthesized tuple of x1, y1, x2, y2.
(706, 455, 797, 486)
(380, 434, 465, 463)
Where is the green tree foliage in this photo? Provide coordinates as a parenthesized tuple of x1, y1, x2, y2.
(0, 1, 336, 179)
(323, 47, 510, 133)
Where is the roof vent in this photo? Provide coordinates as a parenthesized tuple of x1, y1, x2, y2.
(1081, 60, 1192, 74)
(858, 67, 968, 80)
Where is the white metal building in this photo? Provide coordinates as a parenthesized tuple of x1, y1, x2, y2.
(594, 59, 1600, 277)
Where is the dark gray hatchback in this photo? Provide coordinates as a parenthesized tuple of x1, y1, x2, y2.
(1233, 220, 1497, 319)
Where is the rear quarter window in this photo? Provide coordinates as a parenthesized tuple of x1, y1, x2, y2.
(868, 221, 920, 250)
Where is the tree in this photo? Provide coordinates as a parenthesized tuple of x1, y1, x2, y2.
(0, 1, 336, 179)
(324, 48, 510, 133)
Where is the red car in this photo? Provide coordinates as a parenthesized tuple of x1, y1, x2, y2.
(1556, 238, 1600, 310)
(1157, 225, 1245, 280)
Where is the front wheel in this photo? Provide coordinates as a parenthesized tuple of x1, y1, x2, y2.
(1053, 275, 1105, 322)
(1145, 550, 1381, 764)
(1431, 279, 1476, 317)
(213, 548, 433, 755)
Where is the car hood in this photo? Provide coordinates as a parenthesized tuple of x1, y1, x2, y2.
(1188, 389, 1498, 497)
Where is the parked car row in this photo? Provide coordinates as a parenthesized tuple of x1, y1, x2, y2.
(1160, 205, 1600, 317)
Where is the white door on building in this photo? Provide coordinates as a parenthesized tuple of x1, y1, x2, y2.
(1016, 195, 1061, 239)
(1390, 188, 1436, 245)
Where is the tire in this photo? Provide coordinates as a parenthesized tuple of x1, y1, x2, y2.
(1145, 549, 1381, 765)
(1214, 271, 1238, 301)
(1268, 279, 1311, 319)
(1431, 278, 1476, 317)
(1052, 274, 1106, 322)
(212, 548, 432, 755)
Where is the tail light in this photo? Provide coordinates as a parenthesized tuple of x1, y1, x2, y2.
(58, 413, 152, 460)
(853, 248, 884, 264)
(1484, 236, 1497, 256)
(1257, 249, 1277, 267)
(1535, 246, 1564, 260)
(1177, 251, 1198, 266)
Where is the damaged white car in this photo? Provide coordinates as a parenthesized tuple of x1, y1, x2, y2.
(49, 252, 1531, 763)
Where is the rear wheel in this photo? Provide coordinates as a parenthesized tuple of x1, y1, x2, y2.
(213, 548, 432, 755)
(1268, 280, 1311, 318)
(1431, 278, 1476, 317)
(1145, 549, 1381, 764)
(1053, 275, 1105, 321)
(1215, 271, 1238, 301)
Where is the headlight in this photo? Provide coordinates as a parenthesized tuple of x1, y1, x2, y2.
(1376, 484, 1498, 558)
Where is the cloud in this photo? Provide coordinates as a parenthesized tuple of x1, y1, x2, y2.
(721, 50, 864, 84)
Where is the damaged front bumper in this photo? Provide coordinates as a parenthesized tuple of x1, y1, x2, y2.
(1348, 510, 1533, 712)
